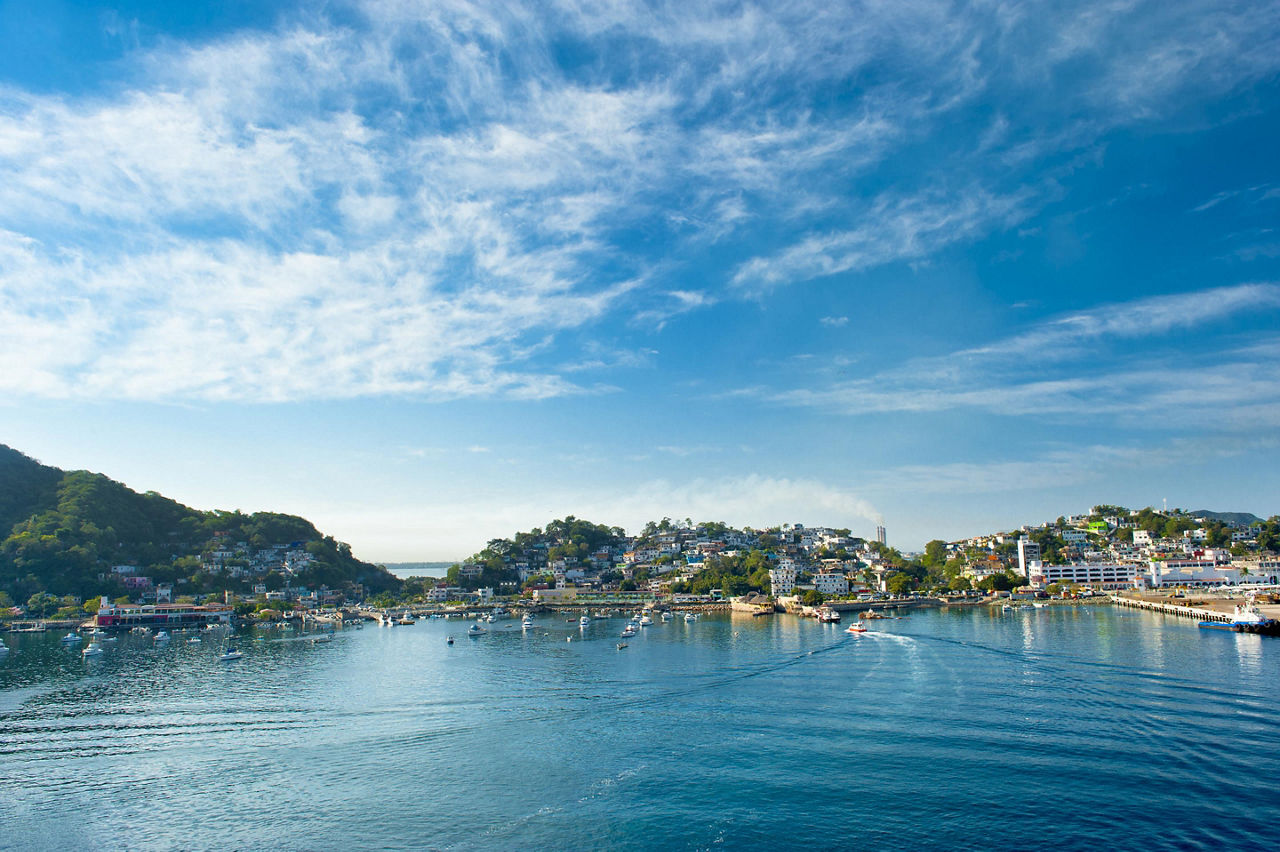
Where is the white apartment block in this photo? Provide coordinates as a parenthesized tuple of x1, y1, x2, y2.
(769, 566, 796, 598)
(813, 572, 849, 596)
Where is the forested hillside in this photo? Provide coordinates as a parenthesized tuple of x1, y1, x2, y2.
(0, 445, 399, 603)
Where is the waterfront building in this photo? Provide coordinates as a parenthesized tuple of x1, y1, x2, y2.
(1039, 563, 1139, 590)
(94, 598, 232, 630)
(1145, 559, 1241, 588)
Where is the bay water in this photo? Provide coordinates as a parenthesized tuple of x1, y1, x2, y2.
(2, 606, 1277, 850)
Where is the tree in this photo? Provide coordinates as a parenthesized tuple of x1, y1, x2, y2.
(886, 572, 914, 596)
(801, 589, 825, 606)
(923, 540, 948, 568)
(26, 591, 60, 617)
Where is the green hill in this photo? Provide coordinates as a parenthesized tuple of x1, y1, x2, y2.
(0, 445, 399, 603)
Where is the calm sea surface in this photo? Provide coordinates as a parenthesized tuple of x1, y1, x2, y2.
(2, 605, 1278, 851)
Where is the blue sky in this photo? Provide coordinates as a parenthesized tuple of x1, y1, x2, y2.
(2, 0, 1279, 560)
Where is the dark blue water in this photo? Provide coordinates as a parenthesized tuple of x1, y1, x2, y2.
(2, 606, 1277, 850)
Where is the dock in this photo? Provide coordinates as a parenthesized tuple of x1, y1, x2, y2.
(1110, 595, 1232, 623)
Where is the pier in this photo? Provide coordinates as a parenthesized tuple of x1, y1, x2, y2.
(1110, 595, 1232, 623)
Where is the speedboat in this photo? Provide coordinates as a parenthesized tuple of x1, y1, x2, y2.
(468, 623, 487, 637)
(153, 631, 171, 643)
(521, 614, 535, 630)
(60, 633, 82, 644)
(218, 647, 243, 661)
(617, 642, 628, 650)
(82, 642, 104, 657)
(845, 622, 868, 634)
(486, 613, 496, 623)
(816, 607, 841, 623)
(579, 615, 591, 627)
(620, 625, 637, 638)
(684, 613, 697, 623)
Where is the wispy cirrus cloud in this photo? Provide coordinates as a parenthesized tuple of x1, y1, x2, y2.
(768, 283, 1280, 429)
(2, 0, 1278, 401)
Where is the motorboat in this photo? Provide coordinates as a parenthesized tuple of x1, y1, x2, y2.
(468, 623, 487, 637)
(638, 615, 653, 626)
(218, 647, 244, 661)
(660, 612, 672, 622)
(82, 642, 104, 657)
(61, 632, 83, 644)
(0, 638, 8, 654)
(312, 633, 333, 643)
(684, 613, 697, 623)
(816, 607, 841, 623)
(579, 615, 592, 627)
(845, 622, 868, 634)
(521, 614, 535, 630)
(398, 614, 416, 625)
(620, 625, 637, 638)
(616, 642, 628, 650)
(153, 631, 171, 643)
(187, 636, 201, 644)
(486, 613, 496, 624)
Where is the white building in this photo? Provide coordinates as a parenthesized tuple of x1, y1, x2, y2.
(1147, 559, 1241, 588)
(1062, 530, 1088, 544)
(1017, 537, 1041, 579)
(769, 566, 796, 598)
(813, 572, 848, 596)
(1039, 563, 1139, 590)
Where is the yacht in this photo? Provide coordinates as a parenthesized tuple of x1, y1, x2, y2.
(218, 647, 244, 661)
(684, 613, 698, 623)
(816, 607, 841, 623)
(468, 623, 487, 637)
(521, 614, 535, 630)
(153, 631, 171, 643)
(638, 615, 653, 626)
(60, 632, 83, 644)
(660, 612, 672, 622)
(620, 625, 638, 638)
(82, 642, 104, 657)
(579, 615, 592, 627)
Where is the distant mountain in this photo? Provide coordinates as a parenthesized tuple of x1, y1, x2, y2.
(382, 561, 455, 578)
(0, 445, 399, 602)
(1187, 510, 1264, 526)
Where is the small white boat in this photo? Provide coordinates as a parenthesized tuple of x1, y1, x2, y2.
(620, 625, 637, 638)
(521, 615, 535, 630)
(187, 637, 201, 644)
(218, 647, 243, 661)
(684, 613, 697, 623)
(468, 623, 487, 637)
(0, 638, 9, 654)
(486, 613, 496, 624)
(82, 642, 104, 657)
(153, 631, 171, 643)
(60, 633, 82, 644)
(638, 615, 653, 626)
(660, 612, 672, 622)
(312, 633, 333, 643)
(845, 622, 868, 634)
(579, 615, 591, 627)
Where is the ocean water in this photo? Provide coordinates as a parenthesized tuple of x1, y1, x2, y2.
(2, 605, 1278, 850)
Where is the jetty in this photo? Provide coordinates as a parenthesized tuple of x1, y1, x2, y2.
(1110, 595, 1233, 623)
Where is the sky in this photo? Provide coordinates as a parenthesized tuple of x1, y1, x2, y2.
(1, 0, 1279, 561)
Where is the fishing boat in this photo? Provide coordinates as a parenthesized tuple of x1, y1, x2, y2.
(845, 622, 868, 634)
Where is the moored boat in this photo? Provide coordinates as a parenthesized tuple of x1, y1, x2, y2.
(468, 623, 487, 637)
(82, 642, 104, 657)
(60, 633, 82, 644)
(1198, 602, 1280, 635)
(218, 647, 243, 661)
(816, 606, 841, 623)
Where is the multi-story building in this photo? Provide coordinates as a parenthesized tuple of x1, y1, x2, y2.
(813, 572, 848, 596)
(769, 566, 796, 598)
